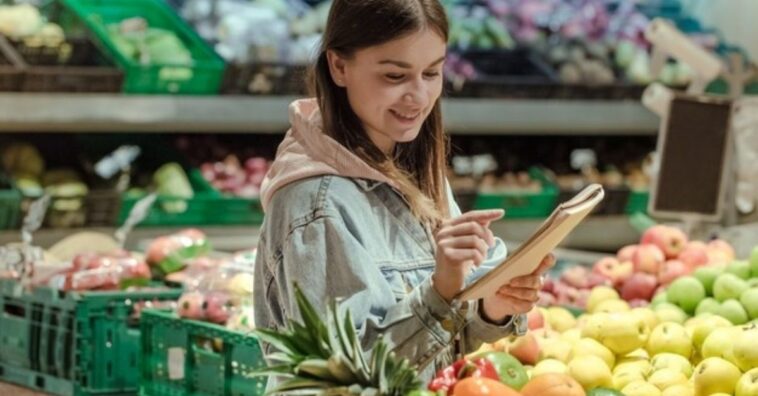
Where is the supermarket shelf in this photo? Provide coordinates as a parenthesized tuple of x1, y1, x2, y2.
(0, 215, 637, 254)
(0, 94, 658, 135)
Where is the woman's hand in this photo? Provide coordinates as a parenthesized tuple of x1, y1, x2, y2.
(481, 254, 555, 323)
(432, 209, 504, 303)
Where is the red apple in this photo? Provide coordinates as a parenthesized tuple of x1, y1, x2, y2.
(587, 273, 611, 289)
(538, 291, 556, 306)
(632, 244, 666, 274)
(205, 292, 237, 324)
(658, 259, 690, 286)
(542, 277, 556, 293)
(629, 299, 649, 308)
(621, 272, 659, 302)
(560, 266, 590, 289)
(177, 292, 206, 320)
(508, 332, 540, 365)
(707, 239, 736, 265)
(679, 243, 709, 269)
(641, 225, 688, 259)
(592, 257, 633, 286)
(244, 157, 268, 173)
(617, 244, 639, 262)
(527, 307, 545, 330)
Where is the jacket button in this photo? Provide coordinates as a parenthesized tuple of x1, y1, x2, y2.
(441, 318, 455, 333)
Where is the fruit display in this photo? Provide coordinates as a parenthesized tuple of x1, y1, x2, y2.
(0, 3, 65, 46)
(200, 154, 270, 198)
(38, 249, 152, 291)
(541, 225, 740, 311)
(146, 228, 211, 274)
(477, 292, 758, 396)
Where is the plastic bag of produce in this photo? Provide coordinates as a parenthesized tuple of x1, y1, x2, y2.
(146, 228, 211, 275)
(42, 250, 152, 291)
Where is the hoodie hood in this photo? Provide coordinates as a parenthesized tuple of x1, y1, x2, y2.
(260, 99, 398, 212)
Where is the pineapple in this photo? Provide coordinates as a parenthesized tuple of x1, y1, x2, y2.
(253, 285, 422, 395)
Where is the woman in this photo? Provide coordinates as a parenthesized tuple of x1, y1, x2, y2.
(253, 0, 554, 382)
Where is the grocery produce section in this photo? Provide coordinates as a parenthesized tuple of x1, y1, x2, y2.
(1, 0, 757, 395)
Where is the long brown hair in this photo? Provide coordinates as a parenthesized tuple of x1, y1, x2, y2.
(309, 0, 450, 224)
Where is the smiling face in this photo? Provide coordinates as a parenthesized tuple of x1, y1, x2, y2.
(326, 28, 446, 154)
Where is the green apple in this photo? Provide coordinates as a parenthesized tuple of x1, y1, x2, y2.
(651, 353, 693, 377)
(750, 245, 758, 278)
(749, 278, 758, 288)
(472, 351, 529, 390)
(701, 326, 740, 363)
(714, 273, 749, 302)
(651, 291, 668, 308)
(667, 276, 706, 314)
(736, 368, 758, 396)
(741, 288, 758, 320)
(726, 260, 752, 279)
(648, 368, 688, 391)
(693, 357, 742, 396)
(646, 322, 693, 358)
(690, 315, 733, 350)
(718, 299, 749, 325)
(654, 303, 688, 324)
(732, 325, 758, 372)
(694, 266, 723, 296)
(695, 297, 721, 316)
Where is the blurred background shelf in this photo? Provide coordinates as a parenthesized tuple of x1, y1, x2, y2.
(0, 94, 658, 134)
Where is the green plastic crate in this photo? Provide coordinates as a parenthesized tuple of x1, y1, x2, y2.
(118, 169, 264, 227)
(60, 0, 225, 94)
(139, 309, 267, 396)
(0, 279, 182, 395)
(626, 190, 649, 214)
(473, 168, 559, 218)
(0, 186, 21, 230)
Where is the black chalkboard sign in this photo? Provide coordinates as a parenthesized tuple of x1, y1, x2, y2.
(650, 94, 734, 220)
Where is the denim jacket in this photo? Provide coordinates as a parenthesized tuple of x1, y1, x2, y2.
(254, 175, 528, 383)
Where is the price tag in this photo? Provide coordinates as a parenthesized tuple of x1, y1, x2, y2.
(115, 193, 157, 248)
(167, 347, 186, 380)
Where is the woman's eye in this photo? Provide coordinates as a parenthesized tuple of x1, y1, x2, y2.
(386, 74, 404, 81)
(423, 71, 440, 79)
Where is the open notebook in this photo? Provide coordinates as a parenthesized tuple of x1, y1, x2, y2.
(456, 183, 605, 301)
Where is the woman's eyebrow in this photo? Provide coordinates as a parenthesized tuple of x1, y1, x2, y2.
(378, 56, 446, 68)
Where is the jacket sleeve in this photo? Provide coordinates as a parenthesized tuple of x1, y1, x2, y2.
(444, 181, 528, 352)
(266, 210, 464, 370)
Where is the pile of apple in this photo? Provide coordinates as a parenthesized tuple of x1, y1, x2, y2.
(654, 245, 758, 325)
(539, 225, 739, 310)
(200, 155, 270, 199)
(485, 286, 758, 396)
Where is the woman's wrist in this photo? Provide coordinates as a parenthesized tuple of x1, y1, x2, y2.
(479, 298, 511, 326)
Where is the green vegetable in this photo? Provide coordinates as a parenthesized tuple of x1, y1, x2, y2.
(470, 352, 528, 390)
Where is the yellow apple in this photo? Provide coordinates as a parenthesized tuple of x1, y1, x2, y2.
(532, 359, 568, 377)
(568, 355, 613, 391)
(538, 338, 572, 363)
(646, 322, 693, 358)
(631, 307, 659, 333)
(650, 353, 693, 378)
(690, 314, 733, 350)
(613, 369, 646, 390)
(648, 368, 688, 391)
(546, 307, 577, 333)
(588, 286, 620, 313)
(561, 328, 582, 343)
(614, 356, 652, 378)
(570, 338, 615, 369)
(692, 357, 742, 396)
(662, 384, 694, 396)
(701, 326, 740, 363)
(624, 348, 650, 359)
(732, 324, 758, 372)
(622, 380, 663, 396)
(594, 312, 649, 355)
(594, 299, 631, 313)
(735, 368, 758, 396)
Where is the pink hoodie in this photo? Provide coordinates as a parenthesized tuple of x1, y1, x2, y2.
(260, 99, 400, 212)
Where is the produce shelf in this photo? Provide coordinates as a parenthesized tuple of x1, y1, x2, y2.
(0, 94, 659, 134)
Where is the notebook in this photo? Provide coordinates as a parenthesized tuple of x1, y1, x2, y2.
(456, 183, 605, 301)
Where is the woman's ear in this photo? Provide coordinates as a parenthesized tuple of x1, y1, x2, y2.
(326, 50, 348, 87)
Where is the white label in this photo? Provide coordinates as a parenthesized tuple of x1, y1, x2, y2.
(167, 347, 186, 380)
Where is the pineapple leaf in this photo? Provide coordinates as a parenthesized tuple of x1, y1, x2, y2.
(269, 376, 335, 393)
(253, 328, 301, 357)
(289, 322, 325, 358)
(295, 359, 339, 382)
(293, 285, 330, 350)
(266, 352, 297, 364)
(248, 363, 297, 377)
